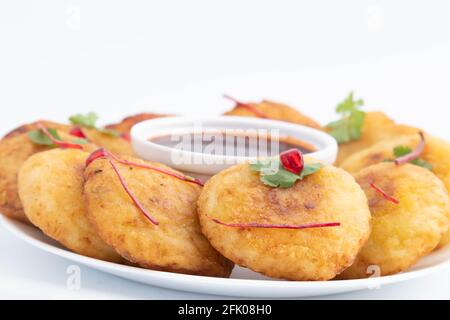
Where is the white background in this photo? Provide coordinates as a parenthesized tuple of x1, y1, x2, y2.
(0, 0, 449, 299)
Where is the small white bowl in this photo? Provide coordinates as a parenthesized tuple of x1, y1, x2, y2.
(131, 116, 337, 177)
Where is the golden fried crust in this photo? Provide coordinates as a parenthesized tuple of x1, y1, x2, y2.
(197, 160, 371, 281)
(340, 133, 450, 248)
(82, 128, 135, 156)
(17, 149, 122, 262)
(335, 112, 419, 165)
(2, 120, 136, 157)
(0, 131, 97, 224)
(338, 163, 450, 279)
(224, 100, 323, 130)
(2, 120, 72, 139)
(106, 113, 168, 133)
(84, 156, 234, 277)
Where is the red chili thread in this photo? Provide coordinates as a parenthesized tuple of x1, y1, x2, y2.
(223, 94, 268, 119)
(37, 123, 83, 150)
(86, 148, 204, 186)
(109, 160, 159, 225)
(370, 182, 400, 204)
(207, 215, 340, 230)
(394, 132, 426, 165)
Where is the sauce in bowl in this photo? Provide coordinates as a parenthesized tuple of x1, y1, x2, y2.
(149, 131, 316, 158)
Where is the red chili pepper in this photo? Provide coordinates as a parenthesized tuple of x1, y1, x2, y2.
(121, 132, 131, 142)
(69, 127, 87, 139)
(280, 148, 304, 174)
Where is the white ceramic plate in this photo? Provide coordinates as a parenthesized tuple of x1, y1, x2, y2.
(2, 215, 450, 298)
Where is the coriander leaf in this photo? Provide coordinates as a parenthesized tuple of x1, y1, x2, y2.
(47, 128, 62, 140)
(69, 112, 99, 128)
(28, 130, 53, 146)
(69, 112, 124, 138)
(300, 163, 324, 178)
(336, 92, 364, 114)
(410, 158, 433, 170)
(387, 146, 433, 171)
(393, 146, 412, 157)
(327, 120, 351, 143)
(27, 128, 61, 146)
(348, 110, 365, 140)
(326, 92, 365, 144)
(71, 138, 89, 145)
(261, 168, 300, 188)
(251, 158, 324, 188)
(98, 128, 121, 137)
(250, 158, 280, 175)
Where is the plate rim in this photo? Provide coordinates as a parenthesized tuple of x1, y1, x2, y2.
(2, 214, 450, 297)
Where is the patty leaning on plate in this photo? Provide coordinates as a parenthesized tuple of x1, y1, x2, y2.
(0, 122, 97, 224)
(18, 149, 123, 263)
(198, 149, 371, 281)
(340, 133, 450, 248)
(338, 162, 450, 279)
(0, 113, 139, 224)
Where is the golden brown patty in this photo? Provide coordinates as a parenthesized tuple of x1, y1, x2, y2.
(224, 99, 322, 130)
(106, 113, 168, 133)
(18, 149, 123, 262)
(2, 120, 72, 139)
(340, 133, 450, 248)
(197, 160, 371, 281)
(81, 128, 135, 156)
(84, 156, 234, 277)
(338, 163, 450, 279)
(0, 131, 96, 223)
(3, 119, 136, 157)
(334, 112, 419, 165)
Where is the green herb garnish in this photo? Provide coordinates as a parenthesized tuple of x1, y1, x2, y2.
(69, 112, 99, 128)
(326, 92, 365, 144)
(391, 146, 433, 170)
(71, 138, 89, 145)
(98, 128, 121, 137)
(69, 112, 121, 137)
(28, 128, 61, 146)
(250, 157, 324, 188)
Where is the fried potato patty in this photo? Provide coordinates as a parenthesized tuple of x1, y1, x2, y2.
(0, 131, 96, 223)
(81, 128, 135, 156)
(17, 149, 122, 262)
(197, 160, 371, 281)
(106, 113, 168, 133)
(84, 156, 234, 277)
(338, 163, 450, 279)
(340, 133, 450, 248)
(224, 99, 322, 130)
(335, 112, 419, 165)
(2, 120, 72, 139)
